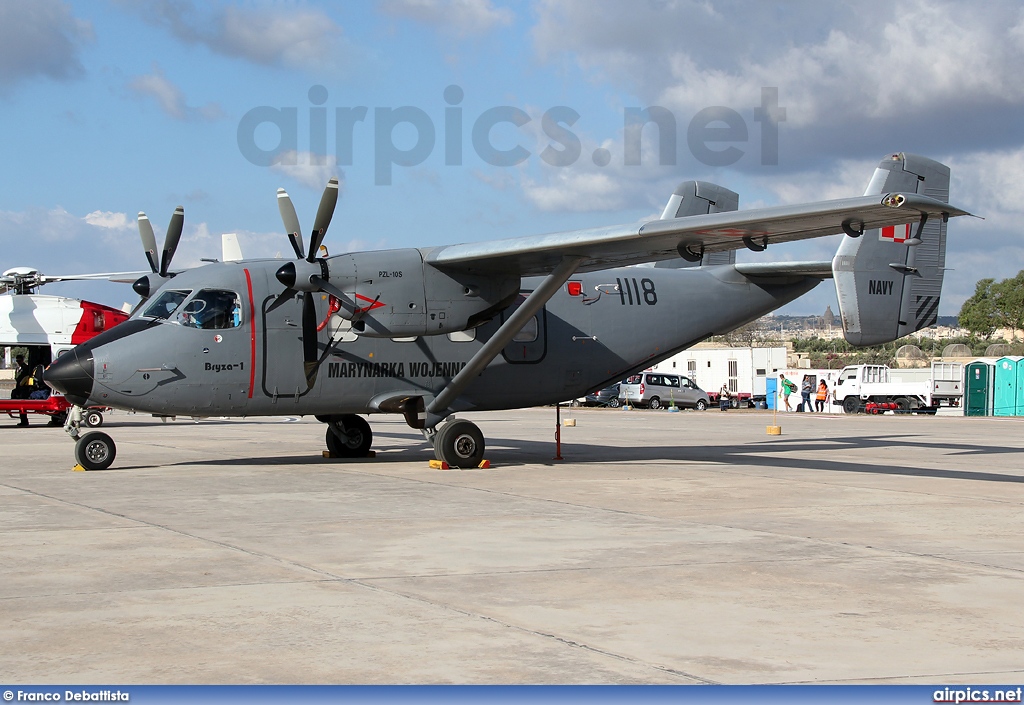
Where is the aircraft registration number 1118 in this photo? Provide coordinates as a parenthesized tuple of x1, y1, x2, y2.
(615, 277, 658, 306)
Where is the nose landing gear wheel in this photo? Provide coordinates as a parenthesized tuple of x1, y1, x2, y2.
(74, 431, 116, 471)
(83, 410, 104, 428)
(433, 419, 485, 469)
(325, 414, 373, 457)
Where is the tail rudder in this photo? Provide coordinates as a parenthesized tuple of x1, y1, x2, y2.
(833, 153, 950, 345)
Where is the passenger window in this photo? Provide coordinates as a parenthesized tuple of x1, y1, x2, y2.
(328, 316, 359, 342)
(666, 376, 680, 388)
(512, 316, 538, 342)
(180, 289, 242, 329)
(144, 289, 191, 320)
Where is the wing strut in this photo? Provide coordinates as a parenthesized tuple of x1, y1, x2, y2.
(424, 256, 584, 425)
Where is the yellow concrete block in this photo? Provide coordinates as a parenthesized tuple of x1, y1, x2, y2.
(766, 425, 782, 435)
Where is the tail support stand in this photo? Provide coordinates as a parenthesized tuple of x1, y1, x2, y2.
(554, 403, 563, 461)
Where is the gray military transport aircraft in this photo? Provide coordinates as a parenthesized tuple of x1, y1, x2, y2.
(45, 153, 968, 470)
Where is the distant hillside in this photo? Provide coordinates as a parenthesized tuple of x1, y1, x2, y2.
(770, 314, 960, 328)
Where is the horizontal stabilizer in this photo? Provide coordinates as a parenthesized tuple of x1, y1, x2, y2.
(735, 261, 833, 278)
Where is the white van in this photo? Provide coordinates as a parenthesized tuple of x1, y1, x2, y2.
(618, 372, 710, 410)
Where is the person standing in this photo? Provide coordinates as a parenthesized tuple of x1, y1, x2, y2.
(816, 379, 829, 412)
(801, 375, 812, 412)
(11, 354, 31, 426)
(719, 383, 731, 411)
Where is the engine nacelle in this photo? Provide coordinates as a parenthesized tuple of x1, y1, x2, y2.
(324, 248, 519, 338)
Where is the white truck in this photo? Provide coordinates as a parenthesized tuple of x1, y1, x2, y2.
(831, 362, 963, 414)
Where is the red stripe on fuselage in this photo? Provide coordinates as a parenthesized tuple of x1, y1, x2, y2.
(244, 268, 256, 398)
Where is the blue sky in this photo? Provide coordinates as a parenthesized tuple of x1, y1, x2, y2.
(2, 0, 1022, 316)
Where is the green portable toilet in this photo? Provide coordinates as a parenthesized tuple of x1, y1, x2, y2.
(965, 360, 994, 416)
(993, 357, 1021, 417)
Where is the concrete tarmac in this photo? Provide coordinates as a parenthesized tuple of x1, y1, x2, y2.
(2, 407, 1023, 684)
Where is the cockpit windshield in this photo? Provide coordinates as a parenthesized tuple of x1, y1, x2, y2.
(179, 289, 242, 329)
(142, 290, 191, 320)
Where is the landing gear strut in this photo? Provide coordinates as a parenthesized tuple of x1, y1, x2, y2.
(432, 419, 485, 469)
(324, 414, 373, 457)
(64, 405, 117, 471)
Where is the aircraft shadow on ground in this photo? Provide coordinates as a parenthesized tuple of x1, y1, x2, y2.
(156, 430, 1024, 485)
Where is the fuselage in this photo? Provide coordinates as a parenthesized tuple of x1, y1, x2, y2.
(45, 256, 820, 420)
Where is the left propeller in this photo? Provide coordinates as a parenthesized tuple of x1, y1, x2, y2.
(133, 206, 184, 300)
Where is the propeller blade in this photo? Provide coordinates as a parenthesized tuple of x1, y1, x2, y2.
(302, 291, 320, 388)
(159, 206, 184, 277)
(276, 188, 304, 259)
(310, 276, 354, 320)
(138, 213, 160, 274)
(307, 177, 339, 261)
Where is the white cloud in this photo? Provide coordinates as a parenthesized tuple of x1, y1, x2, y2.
(269, 151, 345, 192)
(127, 64, 224, 121)
(83, 211, 134, 230)
(130, 1, 345, 71)
(0, 0, 93, 91)
(380, 0, 514, 37)
(532, 0, 1024, 163)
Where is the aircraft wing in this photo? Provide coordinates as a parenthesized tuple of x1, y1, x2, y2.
(38, 271, 153, 285)
(425, 193, 968, 276)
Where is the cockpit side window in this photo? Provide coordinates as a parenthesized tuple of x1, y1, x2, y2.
(143, 290, 192, 320)
(180, 289, 242, 329)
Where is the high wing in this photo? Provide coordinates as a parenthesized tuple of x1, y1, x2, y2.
(36, 271, 154, 285)
(426, 193, 968, 276)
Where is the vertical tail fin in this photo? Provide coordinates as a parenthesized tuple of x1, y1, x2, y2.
(654, 181, 739, 268)
(833, 153, 950, 345)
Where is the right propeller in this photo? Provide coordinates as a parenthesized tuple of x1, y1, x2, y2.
(272, 178, 354, 389)
(133, 206, 184, 300)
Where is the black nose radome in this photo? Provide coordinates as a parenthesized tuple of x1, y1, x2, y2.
(132, 275, 152, 299)
(44, 348, 94, 406)
(275, 262, 297, 289)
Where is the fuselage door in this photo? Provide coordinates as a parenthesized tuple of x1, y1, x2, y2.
(261, 291, 320, 400)
(501, 292, 546, 364)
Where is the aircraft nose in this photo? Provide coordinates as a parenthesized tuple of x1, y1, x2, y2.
(44, 348, 95, 406)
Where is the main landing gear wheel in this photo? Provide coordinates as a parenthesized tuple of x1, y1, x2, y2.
(75, 431, 116, 471)
(843, 396, 860, 414)
(325, 414, 372, 458)
(83, 410, 104, 428)
(433, 419, 485, 469)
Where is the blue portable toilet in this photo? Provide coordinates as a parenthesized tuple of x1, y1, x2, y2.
(1018, 360, 1024, 416)
(766, 377, 778, 410)
(993, 357, 1021, 417)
